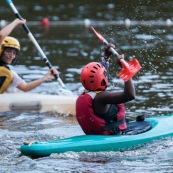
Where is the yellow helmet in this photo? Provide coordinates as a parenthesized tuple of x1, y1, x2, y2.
(0, 36, 20, 56)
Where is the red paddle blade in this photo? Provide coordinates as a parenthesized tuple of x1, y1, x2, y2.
(90, 26, 105, 43)
(118, 59, 141, 82)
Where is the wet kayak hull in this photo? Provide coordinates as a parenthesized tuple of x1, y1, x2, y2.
(0, 93, 77, 115)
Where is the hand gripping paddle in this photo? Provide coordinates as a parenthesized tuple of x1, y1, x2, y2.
(90, 26, 141, 82)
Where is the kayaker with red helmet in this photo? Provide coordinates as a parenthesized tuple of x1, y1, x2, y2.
(0, 19, 58, 93)
(76, 45, 136, 135)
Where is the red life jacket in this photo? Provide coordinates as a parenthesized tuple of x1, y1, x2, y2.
(76, 92, 126, 135)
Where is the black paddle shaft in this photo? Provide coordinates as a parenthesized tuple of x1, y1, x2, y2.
(14, 14, 61, 81)
(15, 14, 54, 70)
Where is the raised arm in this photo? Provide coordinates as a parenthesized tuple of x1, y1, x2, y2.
(0, 18, 26, 44)
(95, 45, 136, 107)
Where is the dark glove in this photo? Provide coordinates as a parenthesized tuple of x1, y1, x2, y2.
(104, 43, 122, 57)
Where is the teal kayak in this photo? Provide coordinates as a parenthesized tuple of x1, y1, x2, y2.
(20, 114, 173, 158)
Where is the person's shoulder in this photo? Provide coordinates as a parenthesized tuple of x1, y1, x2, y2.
(11, 69, 17, 74)
(95, 90, 109, 98)
(11, 70, 21, 78)
(97, 90, 116, 99)
(98, 90, 109, 95)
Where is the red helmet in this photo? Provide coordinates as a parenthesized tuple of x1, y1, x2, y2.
(80, 62, 108, 91)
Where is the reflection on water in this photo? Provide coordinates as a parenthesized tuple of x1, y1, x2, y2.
(0, 0, 173, 172)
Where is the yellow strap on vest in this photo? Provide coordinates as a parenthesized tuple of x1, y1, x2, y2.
(94, 91, 102, 94)
(0, 66, 12, 93)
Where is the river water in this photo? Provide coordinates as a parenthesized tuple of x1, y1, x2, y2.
(0, 0, 173, 172)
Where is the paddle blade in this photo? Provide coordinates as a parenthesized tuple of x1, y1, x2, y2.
(90, 26, 141, 82)
(118, 59, 141, 82)
(90, 26, 105, 43)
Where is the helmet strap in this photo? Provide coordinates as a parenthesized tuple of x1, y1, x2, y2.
(100, 56, 115, 87)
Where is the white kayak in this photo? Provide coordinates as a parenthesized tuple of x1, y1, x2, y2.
(0, 93, 77, 115)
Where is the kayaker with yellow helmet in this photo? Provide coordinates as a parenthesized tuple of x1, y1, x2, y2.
(0, 19, 58, 93)
(76, 45, 136, 135)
